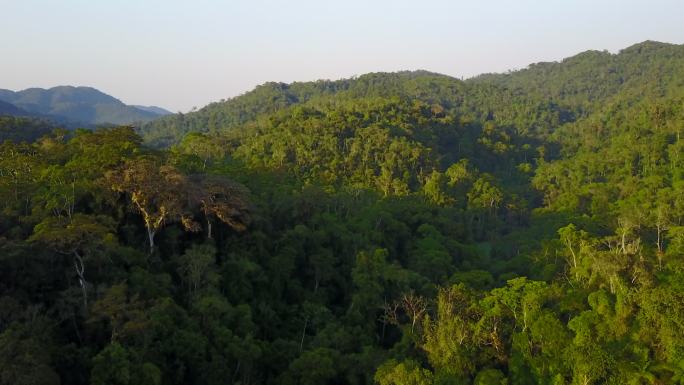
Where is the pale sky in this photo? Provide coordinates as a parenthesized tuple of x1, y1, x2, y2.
(1, 0, 682, 112)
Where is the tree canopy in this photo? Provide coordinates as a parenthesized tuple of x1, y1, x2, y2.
(2, 40, 684, 385)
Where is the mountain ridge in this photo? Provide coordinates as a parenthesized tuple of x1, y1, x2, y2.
(0, 85, 171, 126)
(138, 40, 684, 147)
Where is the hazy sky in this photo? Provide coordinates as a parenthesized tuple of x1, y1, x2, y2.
(2, 0, 682, 111)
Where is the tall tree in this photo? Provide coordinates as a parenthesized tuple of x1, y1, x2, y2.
(187, 174, 250, 239)
(105, 157, 198, 253)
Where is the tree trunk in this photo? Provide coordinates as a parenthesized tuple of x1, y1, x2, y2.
(207, 219, 212, 239)
(73, 251, 88, 310)
(565, 240, 579, 280)
(147, 227, 156, 254)
(299, 317, 309, 352)
(656, 223, 663, 255)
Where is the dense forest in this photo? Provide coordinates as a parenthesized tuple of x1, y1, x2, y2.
(1, 40, 684, 385)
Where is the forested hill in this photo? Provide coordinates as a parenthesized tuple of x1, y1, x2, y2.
(0, 99, 30, 116)
(139, 40, 684, 147)
(0, 86, 169, 126)
(2, 40, 684, 385)
(138, 71, 475, 147)
(471, 40, 684, 113)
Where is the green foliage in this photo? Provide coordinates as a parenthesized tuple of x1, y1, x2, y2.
(474, 369, 508, 385)
(375, 359, 433, 385)
(0, 115, 56, 142)
(2, 41, 684, 385)
(0, 319, 60, 385)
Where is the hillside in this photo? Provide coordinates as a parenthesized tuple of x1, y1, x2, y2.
(472, 40, 684, 114)
(139, 41, 684, 148)
(2, 41, 684, 385)
(0, 99, 30, 116)
(0, 115, 57, 142)
(133, 105, 173, 116)
(0, 100, 63, 142)
(0, 86, 169, 126)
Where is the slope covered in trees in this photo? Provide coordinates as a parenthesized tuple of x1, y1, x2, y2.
(0, 86, 169, 126)
(1, 40, 684, 385)
(139, 41, 684, 147)
(0, 100, 30, 116)
(0, 115, 59, 143)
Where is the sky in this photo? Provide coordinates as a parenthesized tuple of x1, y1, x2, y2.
(1, 0, 682, 112)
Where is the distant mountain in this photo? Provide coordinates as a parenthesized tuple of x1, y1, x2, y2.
(132, 105, 173, 116)
(0, 86, 164, 125)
